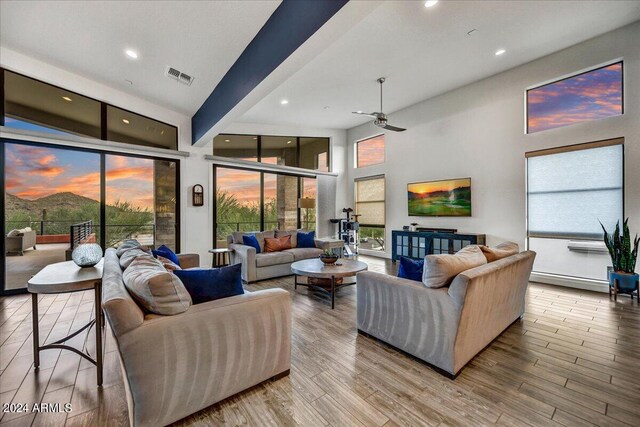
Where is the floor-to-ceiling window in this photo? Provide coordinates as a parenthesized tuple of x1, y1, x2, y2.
(213, 165, 316, 248)
(526, 139, 623, 282)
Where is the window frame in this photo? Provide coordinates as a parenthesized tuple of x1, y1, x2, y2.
(1, 138, 181, 296)
(354, 175, 386, 253)
(524, 60, 624, 134)
(213, 133, 331, 172)
(525, 137, 624, 241)
(355, 133, 385, 169)
(212, 164, 317, 249)
(1, 68, 179, 150)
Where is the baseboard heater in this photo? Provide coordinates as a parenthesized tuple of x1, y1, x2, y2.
(566, 240, 608, 254)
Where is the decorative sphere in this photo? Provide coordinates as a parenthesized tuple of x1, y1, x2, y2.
(71, 243, 103, 268)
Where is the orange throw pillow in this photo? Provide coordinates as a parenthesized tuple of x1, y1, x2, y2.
(264, 235, 292, 252)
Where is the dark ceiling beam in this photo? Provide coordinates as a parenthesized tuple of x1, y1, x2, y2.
(191, 0, 349, 145)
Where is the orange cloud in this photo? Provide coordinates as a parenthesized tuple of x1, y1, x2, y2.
(106, 167, 154, 182)
(29, 166, 65, 178)
(37, 154, 56, 166)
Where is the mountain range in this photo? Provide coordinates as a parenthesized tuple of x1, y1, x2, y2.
(5, 192, 100, 218)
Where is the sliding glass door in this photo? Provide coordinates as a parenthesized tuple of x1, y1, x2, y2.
(213, 165, 317, 248)
(2, 140, 179, 294)
(3, 142, 100, 292)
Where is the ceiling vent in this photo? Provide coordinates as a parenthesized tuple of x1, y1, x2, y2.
(165, 66, 194, 86)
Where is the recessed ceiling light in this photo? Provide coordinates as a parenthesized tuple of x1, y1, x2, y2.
(424, 0, 438, 8)
(225, 139, 231, 142)
(495, 49, 506, 56)
(280, 99, 289, 105)
(323, 106, 330, 110)
(125, 49, 138, 59)
(62, 96, 72, 102)
(122, 119, 130, 124)
(356, 110, 363, 114)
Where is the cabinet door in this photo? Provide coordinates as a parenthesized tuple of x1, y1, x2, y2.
(418, 236, 427, 258)
(410, 236, 419, 258)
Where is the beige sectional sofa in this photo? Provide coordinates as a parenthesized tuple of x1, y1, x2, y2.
(356, 244, 535, 377)
(227, 230, 323, 283)
(102, 246, 291, 426)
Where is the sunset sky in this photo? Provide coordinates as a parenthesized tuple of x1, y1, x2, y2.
(357, 135, 385, 168)
(408, 178, 470, 195)
(527, 63, 622, 133)
(216, 168, 316, 206)
(5, 143, 155, 210)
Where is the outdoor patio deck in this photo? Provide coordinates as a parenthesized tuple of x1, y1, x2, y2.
(5, 243, 68, 290)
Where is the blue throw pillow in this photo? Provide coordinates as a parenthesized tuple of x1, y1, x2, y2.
(397, 257, 424, 282)
(152, 244, 180, 267)
(174, 264, 244, 305)
(242, 234, 261, 253)
(297, 230, 315, 248)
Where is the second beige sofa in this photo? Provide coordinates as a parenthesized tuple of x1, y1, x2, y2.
(357, 247, 535, 377)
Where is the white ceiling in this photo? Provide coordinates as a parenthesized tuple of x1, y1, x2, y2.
(2, 1, 639, 133)
(0, 0, 281, 116)
(237, 1, 640, 130)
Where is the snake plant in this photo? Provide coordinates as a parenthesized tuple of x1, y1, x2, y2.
(600, 219, 639, 274)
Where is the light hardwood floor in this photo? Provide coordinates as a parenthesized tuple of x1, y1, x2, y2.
(1, 256, 639, 426)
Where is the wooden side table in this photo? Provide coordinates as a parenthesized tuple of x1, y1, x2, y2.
(209, 248, 234, 268)
(27, 260, 104, 386)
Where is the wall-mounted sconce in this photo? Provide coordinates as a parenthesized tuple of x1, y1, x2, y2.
(192, 184, 204, 207)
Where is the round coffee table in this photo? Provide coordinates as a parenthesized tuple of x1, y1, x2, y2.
(291, 258, 368, 309)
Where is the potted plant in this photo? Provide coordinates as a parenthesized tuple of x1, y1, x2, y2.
(600, 219, 639, 299)
(319, 249, 339, 265)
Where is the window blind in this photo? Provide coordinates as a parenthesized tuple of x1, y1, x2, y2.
(355, 176, 385, 226)
(527, 142, 623, 239)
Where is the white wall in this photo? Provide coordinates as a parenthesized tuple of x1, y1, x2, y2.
(1, 48, 346, 265)
(345, 22, 640, 282)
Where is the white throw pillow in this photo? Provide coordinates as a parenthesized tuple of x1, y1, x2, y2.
(123, 255, 191, 315)
(422, 245, 487, 288)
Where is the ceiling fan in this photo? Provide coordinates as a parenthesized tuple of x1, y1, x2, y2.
(352, 77, 406, 132)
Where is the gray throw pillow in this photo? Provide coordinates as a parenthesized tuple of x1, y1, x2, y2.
(119, 248, 152, 270)
(422, 245, 487, 288)
(123, 255, 192, 315)
(7, 229, 20, 237)
(116, 239, 143, 257)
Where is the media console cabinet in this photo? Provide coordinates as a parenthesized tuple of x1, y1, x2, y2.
(392, 230, 486, 262)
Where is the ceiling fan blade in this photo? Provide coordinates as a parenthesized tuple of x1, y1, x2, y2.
(381, 123, 406, 132)
(352, 111, 378, 118)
